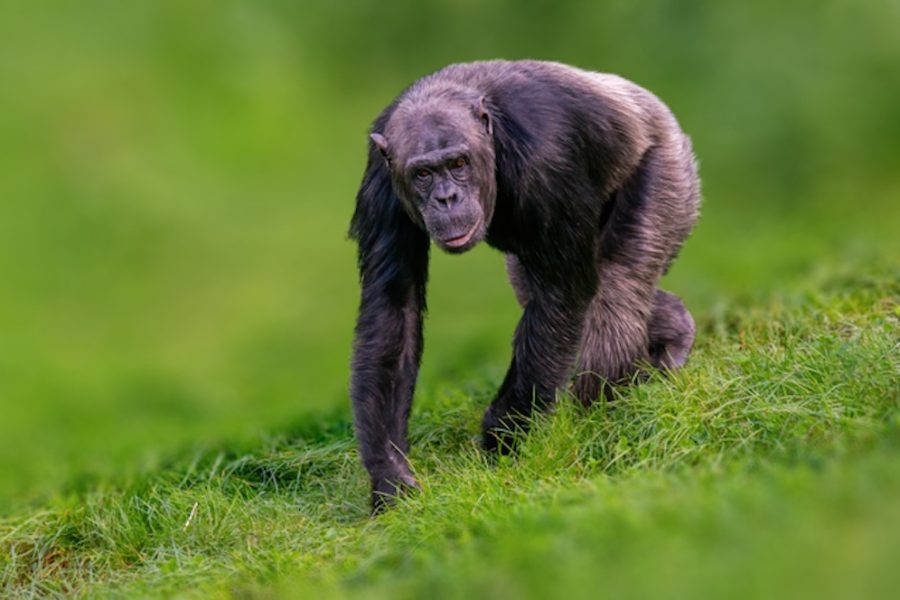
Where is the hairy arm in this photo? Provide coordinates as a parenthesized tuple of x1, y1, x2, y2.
(350, 142, 430, 510)
(482, 236, 597, 452)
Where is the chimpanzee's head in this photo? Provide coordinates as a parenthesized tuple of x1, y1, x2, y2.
(371, 90, 496, 253)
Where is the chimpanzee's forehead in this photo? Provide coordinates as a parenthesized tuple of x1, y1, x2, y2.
(387, 107, 473, 160)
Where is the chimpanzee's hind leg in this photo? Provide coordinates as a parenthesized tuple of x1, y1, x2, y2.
(504, 136, 698, 407)
(571, 139, 700, 405)
(506, 266, 695, 403)
(506, 254, 695, 404)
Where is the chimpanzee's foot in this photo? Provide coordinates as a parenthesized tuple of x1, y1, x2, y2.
(647, 289, 695, 370)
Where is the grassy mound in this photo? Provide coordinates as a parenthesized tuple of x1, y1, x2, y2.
(2, 266, 897, 598)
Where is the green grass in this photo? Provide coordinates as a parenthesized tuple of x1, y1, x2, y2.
(2, 265, 897, 598)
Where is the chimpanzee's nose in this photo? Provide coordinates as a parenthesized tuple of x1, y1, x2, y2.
(435, 191, 458, 209)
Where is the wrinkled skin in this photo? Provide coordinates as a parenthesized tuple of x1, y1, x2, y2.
(370, 95, 496, 255)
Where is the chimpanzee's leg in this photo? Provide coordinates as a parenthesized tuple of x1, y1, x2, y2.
(572, 139, 700, 404)
(508, 261, 695, 397)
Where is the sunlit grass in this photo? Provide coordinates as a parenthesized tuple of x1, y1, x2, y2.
(2, 267, 896, 597)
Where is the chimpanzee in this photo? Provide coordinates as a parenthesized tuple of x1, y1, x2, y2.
(349, 60, 700, 511)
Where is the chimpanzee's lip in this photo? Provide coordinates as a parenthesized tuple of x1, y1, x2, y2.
(442, 220, 481, 248)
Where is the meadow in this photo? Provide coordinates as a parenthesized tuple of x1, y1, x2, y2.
(1, 2, 898, 597)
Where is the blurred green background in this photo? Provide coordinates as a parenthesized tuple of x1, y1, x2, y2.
(0, 0, 898, 513)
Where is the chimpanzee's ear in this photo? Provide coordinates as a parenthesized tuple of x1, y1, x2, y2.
(474, 96, 492, 136)
(370, 133, 391, 166)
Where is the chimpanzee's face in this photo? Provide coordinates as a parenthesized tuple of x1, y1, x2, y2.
(373, 103, 496, 254)
(403, 135, 485, 252)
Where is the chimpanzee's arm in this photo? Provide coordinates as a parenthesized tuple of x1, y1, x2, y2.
(482, 241, 597, 452)
(349, 146, 429, 511)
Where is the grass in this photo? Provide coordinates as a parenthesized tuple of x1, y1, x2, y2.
(2, 264, 897, 598)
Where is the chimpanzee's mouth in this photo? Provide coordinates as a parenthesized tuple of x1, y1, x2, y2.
(442, 220, 481, 248)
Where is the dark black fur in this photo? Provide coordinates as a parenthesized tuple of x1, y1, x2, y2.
(349, 60, 700, 511)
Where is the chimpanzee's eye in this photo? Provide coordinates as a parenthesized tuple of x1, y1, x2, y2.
(415, 168, 431, 181)
(452, 156, 467, 170)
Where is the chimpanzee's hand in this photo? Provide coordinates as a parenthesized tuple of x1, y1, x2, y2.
(481, 404, 521, 455)
(370, 465, 419, 514)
